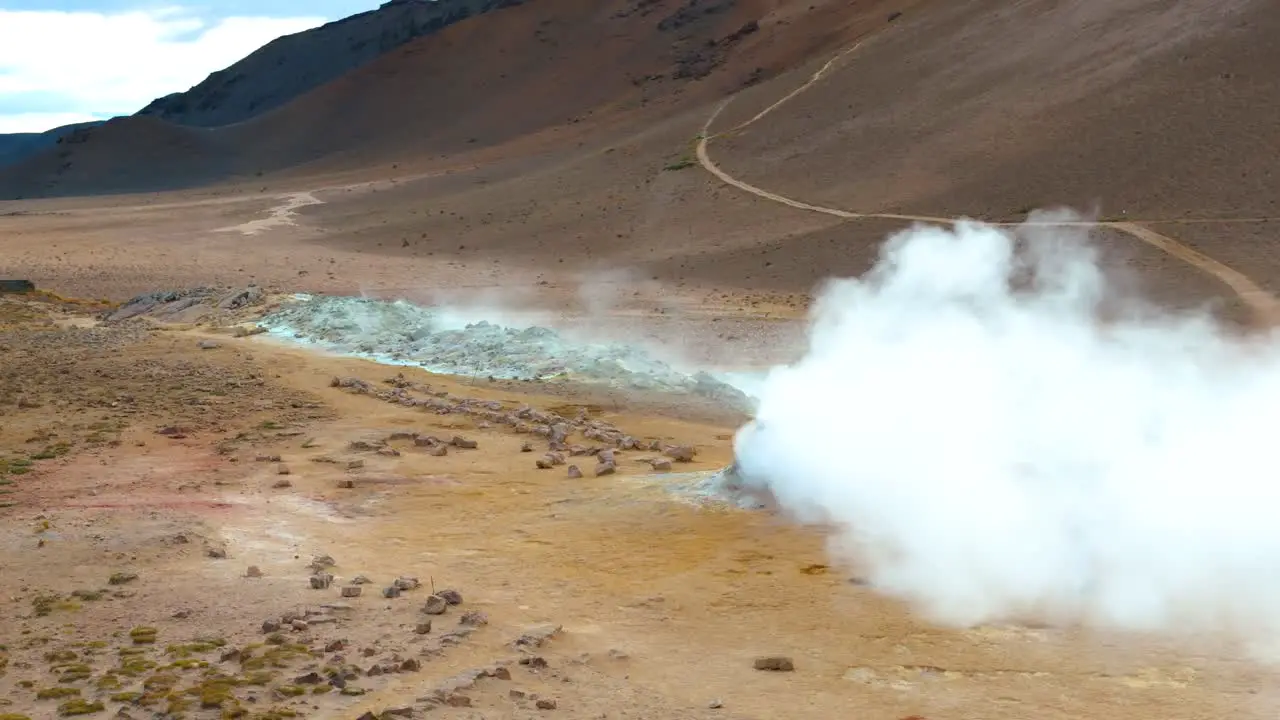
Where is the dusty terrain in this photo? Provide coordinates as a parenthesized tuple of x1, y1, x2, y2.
(0, 292, 1273, 720)
(3, 0, 1280, 718)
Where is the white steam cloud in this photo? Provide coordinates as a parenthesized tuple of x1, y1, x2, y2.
(733, 210, 1280, 649)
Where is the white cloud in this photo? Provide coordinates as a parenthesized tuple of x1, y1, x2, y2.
(0, 112, 108, 134)
(0, 7, 326, 133)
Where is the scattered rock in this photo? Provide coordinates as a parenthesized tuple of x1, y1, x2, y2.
(377, 447, 401, 457)
(346, 459, 365, 470)
(342, 586, 363, 598)
(442, 694, 472, 707)
(218, 285, 264, 310)
(438, 627, 475, 645)
(521, 441, 534, 452)
(422, 595, 448, 615)
(205, 544, 228, 559)
(437, 588, 463, 605)
(272, 478, 292, 489)
(664, 445, 696, 463)
(520, 656, 549, 669)
(536, 458, 554, 470)
(108, 572, 138, 585)
(276, 464, 291, 475)
(310, 573, 334, 590)
(649, 458, 673, 471)
(401, 658, 421, 672)
(428, 444, 448, 457)
(414, 621, 432, 635)
(198, 339, 220, 350)
(536, 698, 558, 710)
(245, 566, 263, 578)
(350, 575, 373, 585)
(513, 624, 561, 648)
(753, 656, 795, 672)
(595, 463, 616, 477)
(337, 478, 356, 489)
(348, 440, 384, 452)
(294, 671, 324, 684)
(220, 648, 241, 663)
(383, 586, 401, 599)
(310, 554, 337, 570)
(709, 698, 724, 709)
(256, 454, 282, 462)
(394, 576, 420, 591)
(567, 465, 583, 479)
(262, 619, 282, 633)
(509, 689, 528, 700)
(290, 619, 309, 632)
(459, 611, 488, 626)
(450, 435, 477, 449)
(324, 640, 346, 653)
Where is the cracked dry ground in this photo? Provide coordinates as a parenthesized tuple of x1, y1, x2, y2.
(0, 293, 1271, 720)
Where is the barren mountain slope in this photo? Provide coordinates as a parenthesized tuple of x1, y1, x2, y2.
(0, 0, 909, 199)
(710, 0, 1279, 221)
(0, 120, 106, 170)
(295, 0, 1268, 318)
(3, 0, 1275, 326)
(136, 0, 527, 128)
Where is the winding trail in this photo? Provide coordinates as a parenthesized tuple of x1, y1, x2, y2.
(696, 46, 1280, 325)
(214, 191, 324, 236)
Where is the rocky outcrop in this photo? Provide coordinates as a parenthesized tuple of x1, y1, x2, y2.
(135, 0, 528, 128)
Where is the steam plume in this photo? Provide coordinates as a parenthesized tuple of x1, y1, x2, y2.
(732, 210, 1280, 646)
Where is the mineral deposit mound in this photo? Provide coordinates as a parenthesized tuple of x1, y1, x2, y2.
(261, 295, 755, 410)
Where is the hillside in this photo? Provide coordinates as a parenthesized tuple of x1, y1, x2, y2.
(708, 0, 1279, 221)
(0, 0, 890, 199)
(289, 0, 1280, 295)
(135, 0, 526, 128)
(2, 0, 1277, 306)
(0, 120, 106, 170)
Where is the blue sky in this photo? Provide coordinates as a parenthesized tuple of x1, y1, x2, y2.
(0, 1, 378, 133)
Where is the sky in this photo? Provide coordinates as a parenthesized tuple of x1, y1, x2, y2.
(0, 1, 377, 134)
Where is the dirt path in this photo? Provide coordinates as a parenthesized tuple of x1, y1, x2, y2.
(696, 48, 1280, 325)
(214, 191, 325, 235)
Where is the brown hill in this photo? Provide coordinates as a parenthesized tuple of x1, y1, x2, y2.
(4, 0, 1279, 327)
(0, 0, 896, 199)
(0, 117, 238, 198)
(135, 0, 526, 128)
(0, 120, 106, 170)
(711, 0, 1279, 221)
(270, 0, 1280, 321)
